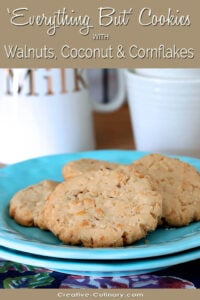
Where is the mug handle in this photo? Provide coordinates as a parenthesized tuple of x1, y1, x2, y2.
(92, 69, 126, 113)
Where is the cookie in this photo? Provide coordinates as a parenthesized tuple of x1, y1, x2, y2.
(43, 167, 162, 247)
(9, 180, 59, 229)
(133, 154, 200, 227)
(62, 158, 119, 180)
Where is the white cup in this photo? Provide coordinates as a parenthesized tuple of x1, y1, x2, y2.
(134, 68, 200, 79)
(0, 68, 125, 164)
(125, 69, 200, 157)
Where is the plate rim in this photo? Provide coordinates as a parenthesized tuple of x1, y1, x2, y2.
(0, 245, 200, 276)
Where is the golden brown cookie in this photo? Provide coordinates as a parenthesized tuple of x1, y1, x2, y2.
(9, 180, 59, 229)
(43, 167, 162, 247)
(133, 154, 200, 227)
(62, 158, 119, 180)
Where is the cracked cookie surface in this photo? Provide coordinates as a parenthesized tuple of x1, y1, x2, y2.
(44, 167, 162, 247)
(62, 158, 119, 180)
(133, 154, 200, 226)
(9, 180, 59, 229)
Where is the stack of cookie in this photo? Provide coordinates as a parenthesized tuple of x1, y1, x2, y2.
(9, 154, 200, 248)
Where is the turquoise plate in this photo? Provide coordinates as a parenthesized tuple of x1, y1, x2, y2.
(0, 150, 200, 260)
(0, 245, 200, 277)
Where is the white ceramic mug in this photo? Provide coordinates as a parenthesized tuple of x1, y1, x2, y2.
(0, 68, 125, 164)
(134, 68, 200, 79)
(125, 69, 200, 157)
